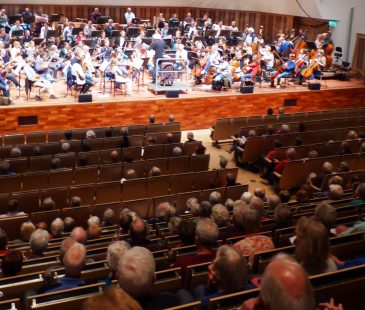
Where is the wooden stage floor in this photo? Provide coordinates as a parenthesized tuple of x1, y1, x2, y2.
(1, 77, 365, 133)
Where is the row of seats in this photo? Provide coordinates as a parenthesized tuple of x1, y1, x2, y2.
(0, 122, 181, 146)
(212, 107, 365, 141)
(0, 155, 212, 193)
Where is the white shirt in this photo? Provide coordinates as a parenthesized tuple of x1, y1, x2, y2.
(39, 26, 52, 39)
(176, 49, 188, 61)
(71, 62, 86, 85)
(125, 11, 135, 24)
(24, 64, 37, 82)
(263, 52, 274, 68)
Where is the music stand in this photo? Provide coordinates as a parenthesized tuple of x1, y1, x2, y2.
(131, 18, 141, 25)
(219, 29, 231, 39)
(9, 15, 21, 25)
(306, 41, 317, 50)
(196, 18, 205, 27)
(126, 27, 140, 38)
(111, 30, 121, 37)
(231, 31, 243, 38)
(96, 16, 110, 24)
(205, 29, 217, 37)
(23, 15, 35, 24)
(167, 27, 178, 37)
(171, 20, 181, 28)
(145, 29, 155, 38)
(46, 30, 57, 38)
(50, 14, 61, 23)
(11, 30, 24, 38)
(71, 28, 83, 36)
(91, 30, 102, 38)
(163, 38, 172, 48)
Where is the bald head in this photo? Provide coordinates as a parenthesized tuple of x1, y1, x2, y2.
(259, 254, 316, 310)
(70, 227, 87, 244)
(63, 243, 86, 278)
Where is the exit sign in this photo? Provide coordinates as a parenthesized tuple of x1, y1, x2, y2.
(329, 20, 337, 27)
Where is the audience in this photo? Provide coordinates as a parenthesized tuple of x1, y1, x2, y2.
(1, 250, 23, 277)
(0, 199, 25, 218)
(29, 229, 49, 259)
(105, 241, 131, 284)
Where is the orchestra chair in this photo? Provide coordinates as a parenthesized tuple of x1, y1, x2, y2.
(24, 77, 42, 101)
(112, 79, 127, 97)
(314, 71, 328, 88)
(282, 72, 297, 89)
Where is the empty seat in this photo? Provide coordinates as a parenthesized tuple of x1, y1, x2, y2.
(99, 163, 123, 182)
(146, 123, 164, 134)
(29, 155, 52, 172)
(170, 173, 194, 194)
(129, 135, 144, 147)
(169, 156, 190, 174)
(121, 178, 146, 201)
(22, 171, 49, 190)
(212, 118, 232, 141)
(4, 134, 25, 146)
(144, 144, 165, 159)
(49, 168, 74, 187)
(74, 166, 99, 185)
(54, 153, 77, 168)
(147, 175, 171, 197)
(103, 136, 123, 150)
(190, 154, 210, 172)
(48, 130, 67, 142)
(122, 198, 149, 219)
(26, 132, 47, 144)
(128, 124, 145, 136)
(95, 182, 121, 204)
(8, 158, 28, 173)
(77, 151, 99, 166)
(122, 146, 142, 161)
(0, 175, 21, 194)
(12, 190, 40, 214)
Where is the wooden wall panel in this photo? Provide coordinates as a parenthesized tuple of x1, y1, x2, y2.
(1, 3, 295, 41)
(0, 87, 364, 135)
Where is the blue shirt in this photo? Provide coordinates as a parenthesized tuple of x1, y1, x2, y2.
(43, 276, 85, 293)
(286, 60, 296, 72)
(279, 40, 294, 53)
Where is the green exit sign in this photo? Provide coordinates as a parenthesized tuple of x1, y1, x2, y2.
(329, 20, 337, 27)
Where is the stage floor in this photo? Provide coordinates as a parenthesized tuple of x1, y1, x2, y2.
(5, 76, 365, 108)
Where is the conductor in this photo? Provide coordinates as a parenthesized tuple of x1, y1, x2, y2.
(149, 33, 166, 82)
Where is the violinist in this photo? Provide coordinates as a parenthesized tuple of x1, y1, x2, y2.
(241, 55, 259, 84)
(71, 57, 93, 94)
(271, 53, 296, 88)
(175, 43, 188, 80)
(84, 21, 96, 38)
(187, 21, 197, 40)
(63, 21, 74, 44)
(110, 59, 133, 94)
(243, 28, 257, 46)
(39, 23, 53, 40)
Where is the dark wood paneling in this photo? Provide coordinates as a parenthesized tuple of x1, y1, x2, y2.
(0, 87, 364, 134)
(1, 4, 294, 41)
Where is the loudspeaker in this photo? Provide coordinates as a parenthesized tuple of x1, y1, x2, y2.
(240, 85, 254, 94)
(0, 96, 11, 105)
(78, 94, 92, 102)
(308, 82, 321, 90)
(166, 90, 179, 98)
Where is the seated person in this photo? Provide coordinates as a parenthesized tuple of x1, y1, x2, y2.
(0, 228, 8, 255)
(274, 147, 296, 175)
(1, 250, 23, 277)
(0, 199, 26, 218)
(128, 218, 162, 252)
(28, 229, 49, 259)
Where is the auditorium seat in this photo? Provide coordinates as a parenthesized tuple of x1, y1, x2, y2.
(3, 133, 25, 146)
(0, 174, 22, 194)
(122, 198, 150, 219)
(147, 175, 171, 198)
(31, 209, 60, 226)
(12, 190, 40, 214)
(146, 158, 169, 175)
(29, 155, 52, 172)
(0, 215, 29, 240)
(54, 153, 77, 168)
(8, 157, 28, 174)
(193, 171, 217, 190)
(123, 160, 146, 178)
(99, 163, 123, 182)
(226, 184, 249, 201)
(41, 187, 68, 209)
(49, 169, 74, 188)
(121, 178, 147, 201)
(190, 154, 210, 172)
(62, 206, 91, 228)
(26, 131, 47, 144)
(69, 184, 95, 206)
(170, 173, 194, 194)
(95, 182, 121, 204)
(74, 166, 99, 185)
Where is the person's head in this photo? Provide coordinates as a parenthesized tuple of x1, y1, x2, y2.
(226, 173, 236, 186)
(339, 161, 350, 173)
(20, 222, 36, 242)
(0, 160, 11, 175)
(267, 194, 281, 211)
(328, 184, 344, 200)
(233, 200, 248, 228)
(296, 189, 310, 204)
(314, 203, 336, 231)
(278, 107, 285, 115)
(61, 142, 70, 153)
(186, 197, 200, 216)
(210, 245, 249, 293)
(172, 146, 183, 156)
(240, 191, 253, 204)
(168, 114, 174, 122)
(30, 229, 49, 256)
(70, 196, 82, 207)
(195, 218, 219, 248)
(347, 130, 358, 140)
(10, 147, 22, 158)
(0, 228, 8, 250)
(307, 150, 318, 159)
(328, 175, 343, 186)
(219, 156, 228, 169)
(83, 286, 142, 310)
(242, 207, 261, 234)
(279, 190, 291, 203)
(295, 217, 330, 275)
(148, 166, 161, 177)
(60, 237, 75, 262)
(165, 132, 174, 144)
(64, 217, 76, 232)
(322, 161, 334, 175)
(87, 223, 101, 239)
(274, 205, 293, 228)
(178, 219, 196, 245)
(200, 201, 213, 218)
(225, 198, 235, 211)
(119, 210, 134, 233)
(32, 146, 42, 156)
(118, 247, 155, 298)
(148, 115, 155, 124)
(209, 191, 222, 205)
(286, 148, 296, 160)
(88, 216, 101, 226)
(125, 168, 137, 180)
(50, 157, 61, 169)
(211, 204, 230, 227)
(107, 241, 131, 274)
(355, 183, 365, 200)
(360, 142, 365, 153)
(187, 132, 194, 141)
(130, 218, 148, 242)
(42, 197, 55, 211)
(103, 208, 115, 226)
(70, 227, 87, 244)
(86, 130, 96, 139)
(7, 199, 19, 214)
(155, 202, 176, 221)
(63, 242, 86, 278)
(1, 250, 23, 277)
(51, 218, 64, 238)
(255, 253, 316, 310)
(249, 197, 265, 218)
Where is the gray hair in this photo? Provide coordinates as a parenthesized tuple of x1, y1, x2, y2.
(168, 216, 182, 234)
(86, 130, 96, 139)
(10, 147, 22, 158)
(30, 229, 49, 254)
(63, 242, 86, 277)
(267, 194, 281, 210)
(61, 142, 70, 152)
(219, 156, 228, 169)
(328, 184, 343, 200)
(107, 241, 131, 273)
(118, 247, 155, 297)
(50, 218, 64, 237)
(233, 200, 248, 227)
(240, 191, 253, 204)
(225, 198, 234, 211)
(88, 216, 101, 226)
(20, 222, 36, 242)
(249, 197, 265, 218)
(156, 202, 176, 220)
(103, 208, 115, 225)
(260, 253, 316, 310)
(209, 191, 222, 205)
(187, 197, 200, 216)
(196, 218, 219, 247)
(211, 204, 230, 227)
(314, 202, 337, 230)
(214, 245, 249, 292)
(172, 146, 183, 156)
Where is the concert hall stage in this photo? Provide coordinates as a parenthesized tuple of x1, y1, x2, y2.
(1, 79, 364, 134)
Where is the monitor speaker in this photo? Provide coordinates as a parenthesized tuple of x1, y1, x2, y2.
(166, 90, 179, 98)
(78, 94, 92, 102)
(240, 85, 254, 94)
(308, 82, 321, 90)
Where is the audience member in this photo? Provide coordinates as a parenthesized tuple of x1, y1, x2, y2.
(186, 197, 200, 216)
(106, 241, 131, 284)
(177, 219, 196, 246)
(273, 205, 293, 229)
(128, 218, 161, 251)
(70, 227, 87, 244)
(0, 199, 25, 218)
(29, 229, 49, 259)
(41, 197, 56, 211)
(102, 208, 115, 226)
(314, 202, 337, 235)
(50, 218, 64, 238)
(64, 217, 76, 232)
(1, 250, 23, 277)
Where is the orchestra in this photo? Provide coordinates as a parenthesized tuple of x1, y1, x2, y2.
(0, 6, 337, 101)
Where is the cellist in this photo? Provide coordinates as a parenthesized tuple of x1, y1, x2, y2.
(270, 53, 296, 88)
(240, 55, 259, 84)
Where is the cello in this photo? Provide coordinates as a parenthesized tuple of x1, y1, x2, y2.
(300, 60, 319, 79)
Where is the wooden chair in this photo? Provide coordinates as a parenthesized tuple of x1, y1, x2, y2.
(93, 202, 122, 224)
(146, 158, 169, 175)
(62, 206, 91, 228)
(190, 154, 210, 172)
(170, 173, 194, 194)
(8, 158, 29, 174)
(68, 184, 95, 206)
(78, 151, 100, 166)
(99, 149, 122, 164)
(99, 163, 123, 182)
(49, 169, 74, 188)
(3, 133, 25, 146)
(47, 130, 67, 142)
(0, 174, 22, 194)
(74, 166, 99, 185)
(152, 267, 182, 293)
(128, 124, 145, 136)
(169, 156, 191, 174)
(121, 178, 147, 201)
(27, 132, 47, 144)
(176, 191, 202, 215)
(95, 182, 121, 204)
(193, 171, 217, 190)
(0, 215, 29, 240)
(212, 118, 232, 142)
(12, 190, 40, 214)
(123, 160, 146, 178)
(144, 144, 165, 159)
(54, 153, 77, 168)
(29, 155, 52, 172)
(41, 187, 68, 209)
(122, 198, 150, 219)
(31, 209, 60, 226)
(226, 184, 249, 201)
(122, 146, 143, 161)
(22, 171, 49, 191)
(39, 142, 61, 156)
(147, 175, 171, 198)
(185, 262, 210, 292)
(103, 136, 123, 150)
